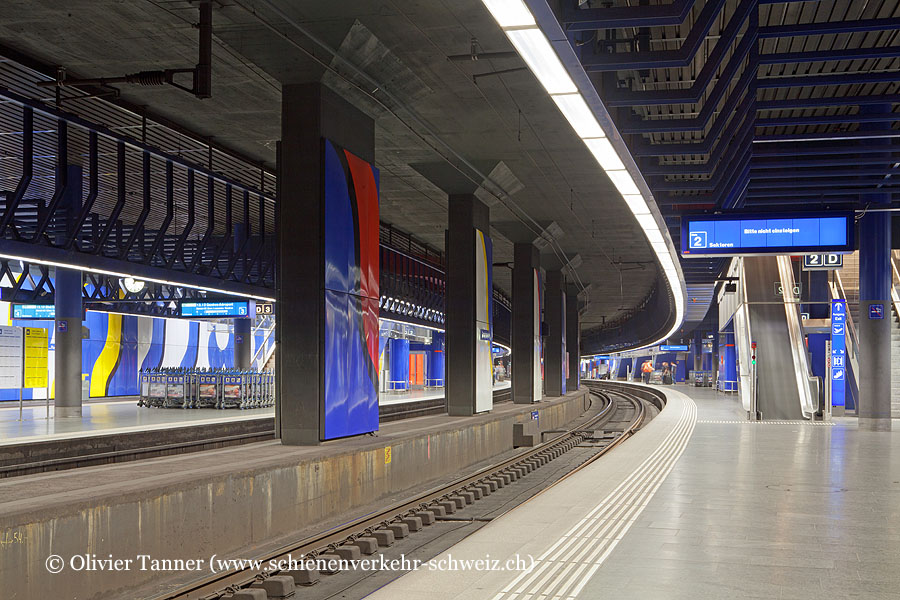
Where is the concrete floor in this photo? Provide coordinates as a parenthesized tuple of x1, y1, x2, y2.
(380, 380, 510, 405)
(367, 384, 900, 600)
(0, 381, 511, 445)
(0, 398, 274, 446)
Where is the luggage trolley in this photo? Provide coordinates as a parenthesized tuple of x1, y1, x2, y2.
(221, 373, 243, 409)
(166, 374, 187, 408)
(197, 372, 220, 408)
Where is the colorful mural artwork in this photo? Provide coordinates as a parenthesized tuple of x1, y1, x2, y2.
(322, 139, 380, 439)
(0, 301, 274, 401)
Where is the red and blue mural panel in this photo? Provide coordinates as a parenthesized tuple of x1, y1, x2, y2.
(323, 139, 380, 439)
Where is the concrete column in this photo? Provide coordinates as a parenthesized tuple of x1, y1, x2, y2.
(858, 212, 892, 429)
(54, 267, 82, 417)
(446, 194, 492, 415)
(545, 270, 566, 397)
(278, 82, 377, 445)
(512, 243, 541, 404)
(233, 317, 252, 369)
(857, 104, 892, 431)
(566, 284, 580, 392)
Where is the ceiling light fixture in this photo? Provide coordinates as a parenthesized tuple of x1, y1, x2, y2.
(479, 0, 686, 351)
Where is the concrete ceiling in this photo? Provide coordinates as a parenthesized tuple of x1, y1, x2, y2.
(0, 0, 663, 334)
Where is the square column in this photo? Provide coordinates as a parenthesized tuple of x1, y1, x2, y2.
(566, 284, 580, 393)
(512, 243, 542, 404)
(857, 103, 892, 431)
(233, 317, 252, 370)
(54, 267, 83, 417)
(446, 194, 492, 415)
(545, 270, 566, 397)
(54, 165, 83, 417)
(278, 83, 379, 444)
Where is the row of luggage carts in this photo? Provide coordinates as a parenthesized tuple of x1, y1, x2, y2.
(138, 367, 275, 409)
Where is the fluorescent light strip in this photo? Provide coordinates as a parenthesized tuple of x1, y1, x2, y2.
(480, 0, 685, 351)
(552, 93, 605, 139)
(621, 194, 650, 215)
(583, 137, 625, 171)
(0, 252, 277, 303)
(605, 170, 642, 197)
(505, 28, 577, 95)
(482, 0, 535, 27)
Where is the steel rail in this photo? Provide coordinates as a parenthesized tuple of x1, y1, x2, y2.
(156, 386, 655, 600)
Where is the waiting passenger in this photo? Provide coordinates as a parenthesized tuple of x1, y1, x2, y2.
(662, 363, 673, 385)
(641, 360, 653, 384)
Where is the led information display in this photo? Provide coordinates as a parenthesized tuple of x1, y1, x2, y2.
(659, 344, 688, 351)
(681, 213, 853, 257)
(13, 304, 55, 319)
(180, 301, 251, 318)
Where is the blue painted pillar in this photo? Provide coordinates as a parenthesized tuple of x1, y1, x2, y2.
(55, 268, 83, 416)
(389, 338, 410, 390)
(858, 104, 892, 430)
(428, 331, 445, 386)
(720, 333, 737, 390)
(54, 164, 83, 417)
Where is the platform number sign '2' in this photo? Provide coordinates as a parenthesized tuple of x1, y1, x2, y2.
(831, 299, 846, 408)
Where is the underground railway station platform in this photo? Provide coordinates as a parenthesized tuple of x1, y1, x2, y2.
(2, 0, 900, 598)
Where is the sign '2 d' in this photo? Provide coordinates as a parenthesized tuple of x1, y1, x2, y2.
(802, 254, 843, 270)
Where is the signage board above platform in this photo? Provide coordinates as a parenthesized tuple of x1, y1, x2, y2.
(180, 301, 252, 318)
(12, 304, 55, 319)
(802, 254, 843, 270)
(659, 344, 689, 352)
(681, 212, 853, 257)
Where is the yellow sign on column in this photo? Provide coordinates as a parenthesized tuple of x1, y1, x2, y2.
(23, 327, 48, 388)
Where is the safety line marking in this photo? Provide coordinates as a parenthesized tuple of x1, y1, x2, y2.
(697, 420, 835, 425)
(491, 394, 698, 600)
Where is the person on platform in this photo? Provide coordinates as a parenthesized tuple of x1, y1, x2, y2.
(662, 362, 672, 385)
(641, 360, 653, 384)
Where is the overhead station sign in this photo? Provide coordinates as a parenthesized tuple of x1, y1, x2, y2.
(659, 344, 689, 352)
(13, 304, 55, 319)
(681, 212, 853, 257)
(180, 301, 252, 318)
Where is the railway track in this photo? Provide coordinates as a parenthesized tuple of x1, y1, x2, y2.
(154, 382, 664, 600)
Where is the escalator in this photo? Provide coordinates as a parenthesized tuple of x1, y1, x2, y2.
(731, 256, 817, 420)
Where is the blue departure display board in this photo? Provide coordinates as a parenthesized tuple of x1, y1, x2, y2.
(180, 301, 251, 318)
(831, 299, 846, 408)
(13, 304, 56, 319)
(659, 344, 688, 351)
(681, 212, 853, 257)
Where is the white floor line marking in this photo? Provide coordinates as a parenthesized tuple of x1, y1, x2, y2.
(495, 397, 698, 600)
